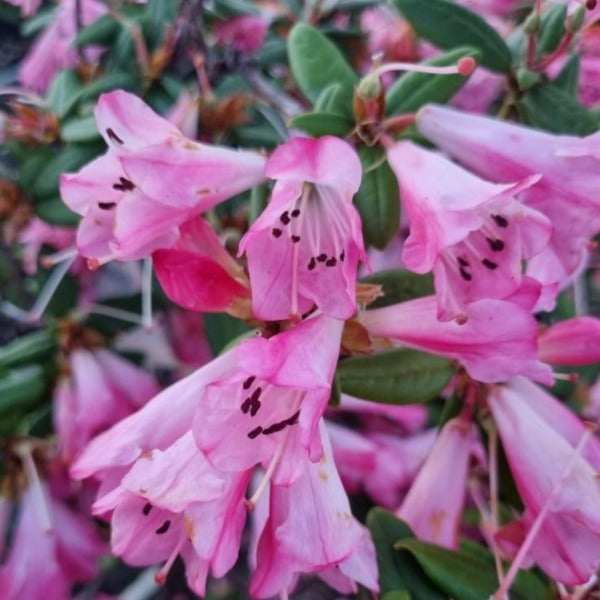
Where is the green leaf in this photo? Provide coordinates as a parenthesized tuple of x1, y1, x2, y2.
(367, 509, 446, 598)
(287, 23, 357, 104)
(537, 4, 567, 56)
(518, 82, 598, 134)
(46, 70, 83, 119)
(204, 313, 252, 355)
(552, 54, 580, 97)
(386, 47, 480, 114)
(391, 0, 512, 73)
(314, 83, 353, 117)
(337, 348, 453, 405)
(60, 115, 101, 143)
(0, 365, 46, 416)
(74, 13, 121, 46)
(21, 7, 56, 36)
(396, 539, 549, 600)
(35, 198, 79, 226)
(360, 269, 434, 309)
(354, 147, 399, 249)
(79, 71, 140, 102)
(382, 592, 412, 600)
(0, 330, 56, 368)
(289, 112, 353, 137)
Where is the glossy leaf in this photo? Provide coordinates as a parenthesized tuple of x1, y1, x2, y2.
(73, 13, 121, 47)
(391, 0, 512, 73)
(337, 348, 453, 405)
(46, 69, 83, 119)
(289, 112, 353, 136)
(60, 115, 101, 143)
(287, 23, 357, 104)
(35, 198, 79, 226)
(386, 47, 481, 114)
(0, 365, 46, 416)
(537, 4, 566, 56)
(0, 330, 56, 368)
(360, 269, 434, 309)
(552, 54, 580, 97)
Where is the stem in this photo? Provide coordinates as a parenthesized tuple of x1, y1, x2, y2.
(492, 426, 595, 600)
(534, 31, 575, 71)
(141, 257, 153, 330)
(245, 434, 287, 511)
(488, 425, 506, 590)
(373, 61, 469, 78)
(28, 256, 76, 322)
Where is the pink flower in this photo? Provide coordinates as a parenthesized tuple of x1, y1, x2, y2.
(239, 136, 366, 320)
(250, 422, 379, 597)
(19, 0, 106, 93)
(0, 481, 105, 600)
(386, 141, 551, 321)
(18, 217, 75, 274)
(489, 377, 600, 585)
(358, 295, 553, 384)
(153, 217, 251, 315)
(538, 317, 600, 366)
(60, 91, 266, 264)
(55, 348, 159, 463)
(396, 417, 479, 548)
(193, 314, 344, 485)
(214, 15, 269, 53)
(416, 104, 600, 292)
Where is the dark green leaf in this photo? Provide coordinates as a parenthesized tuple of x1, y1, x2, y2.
(552, 54, 580, 97)
(74, 14, 121, 47)
(35, 198, 79, 226)
(289, 112, 353, 137)
(0, 365, 46, 416)
(360, 269, 434, 309)
(314, 83, 353, 117)
(354, 147, 399, 249)
(249, 184, 269, 225)
(386, 47, 481, 114)
(258, 37, 287, 66)
(367, 509, 446, 598)
(396, 539, 549, 600)
(79, 71, 140, 102)
(537, 5, 566, 56)
(204, 313, 252, 355)
(46, 69, 83, 119)
(518, 82, 598, 134)
(287, 23, 357, 104)
(382, 592, 412, 600)
(391, 0, 512, 73)
(60, 115, 101, 143)
(21, 7, 56, 36)
(337, 348, 453, 405)
(0, 330, 56, 368)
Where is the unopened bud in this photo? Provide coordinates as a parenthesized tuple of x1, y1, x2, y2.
(568, 6, 586, 32)
(516, 66, 541, 91)
(523, 12, 541, 34)
(357, 74, 382, 101)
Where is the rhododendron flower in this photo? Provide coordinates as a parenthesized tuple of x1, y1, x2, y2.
(359, 295, 552, 384)
(386, 141, 551, 321)
(214, 15, 269, 53)
(250, 422, 378, 597)
(18, 217, 75, 274)
(489, 377, 600, 585)
(19, 0, 106, 93)
(55, 348, 159, 462)
(193, 314, 344, 485)
(538, 316, 600, 366)
(416, 104, 600, 291)
(239, 136, 367, 320)
(153, 217, 251, 316)
(0, 481, 105, 600)
(60, 91, 266, 264)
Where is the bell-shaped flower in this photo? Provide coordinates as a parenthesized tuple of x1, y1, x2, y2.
(386, 140, 551, 321)
(55, 347, 159, 463)
(358, 295, 552, 384)
(193, 314, 344, 485)
(416, 104, 600, 292)
(152, 217, 251, 316)
(239, 136, 367, 320)
(0, 480, 105, 600)
(396, 417, 479, 548)
(60, 90, 266, 265)
(538, 316, 600, 366)
(489, 377, 600, 585)
(18, 217, 75, 275)
(250, 421, 379, 598)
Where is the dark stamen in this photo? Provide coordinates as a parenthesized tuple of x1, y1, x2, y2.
(457, 257, 469, 267)
(291, 209, 300, 217)
(287, 410, 300, 426)
(339, 250, 345, 262)
(142, 502, 152, 516)
(291, 235, 301, 243)
(248, 426, 263, 439)
(486, 237, 505, 252)
(459, 266, 472, 281)
(250, 387, 262, 402)
(119, 177, 135, 191)
(241, 397, 252, 414)
(272, 228, 282, 238)
(155, 520, 171, 534)
(491, 214, 509, 228)
(308, 257, 316, 271)
(280, 211, 291, 225)
(482, 259, 498, 270)
(249, 401, 261, 417)
(242, 375, 256, 390)
(262, 420, 288, 435)
(325, 257, 337, 267)
(106, 128, 124, 144)
(316, 253, 327, 262)
(98, 202, 116, 210)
